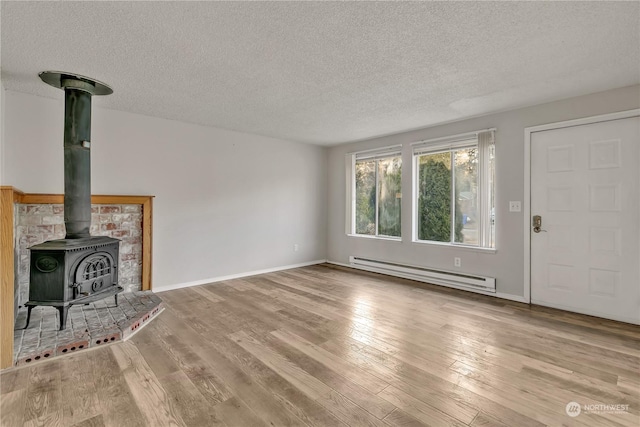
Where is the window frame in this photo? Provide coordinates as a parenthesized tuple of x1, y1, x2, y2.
(346, 145, 403, 240)
(411, 129, 495, 249)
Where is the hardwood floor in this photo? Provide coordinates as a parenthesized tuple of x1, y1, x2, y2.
(1, 264, 639, 427)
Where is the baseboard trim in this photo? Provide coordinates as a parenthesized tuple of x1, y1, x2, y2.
(326, 260, 529, 304)
(155, 259, 328, 293)
(495, 292, 528, 304)
(531, 299, 639, 325)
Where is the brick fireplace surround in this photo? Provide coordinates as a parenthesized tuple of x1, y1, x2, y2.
(15, 203, 144, 305)
(0, 187, 155, 369)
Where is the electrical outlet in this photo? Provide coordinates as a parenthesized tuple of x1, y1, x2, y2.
(509, 201, 521, 212)
(454, 257, 461, 267)
(293, 244, 299, 252)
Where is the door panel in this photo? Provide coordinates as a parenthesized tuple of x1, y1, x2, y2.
(531, 116, 639, 324)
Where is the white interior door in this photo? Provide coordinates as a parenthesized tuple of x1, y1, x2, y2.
(531, 115, 640, 325)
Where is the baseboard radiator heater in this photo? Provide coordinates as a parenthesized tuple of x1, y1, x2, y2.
(349, 256, 496, 293)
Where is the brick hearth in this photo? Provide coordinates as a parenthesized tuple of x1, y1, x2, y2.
(12, 291, 162, 367)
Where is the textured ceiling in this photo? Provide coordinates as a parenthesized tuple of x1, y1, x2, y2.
(2, 1, 639, 145)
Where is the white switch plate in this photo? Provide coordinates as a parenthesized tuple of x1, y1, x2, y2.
(509, 201, 521, 212)
(454, 257, 461, 267)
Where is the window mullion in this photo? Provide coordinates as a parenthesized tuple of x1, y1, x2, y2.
(478, 145, 486, 247)
(413, 155, 419, 241)
(483, 147, 490, 247)
(349, 155, 356, 234)
(450, 151, 455, 244)
(375, 159, 380, 236)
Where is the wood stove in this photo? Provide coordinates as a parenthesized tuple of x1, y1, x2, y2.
(24, 72, 123, 330)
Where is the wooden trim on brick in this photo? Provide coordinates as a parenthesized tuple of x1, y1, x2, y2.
(19, 194, 153, 205)
(0, 186, 21, 369)
(141, 197, 153, 291)
(0, 187, 154, 369)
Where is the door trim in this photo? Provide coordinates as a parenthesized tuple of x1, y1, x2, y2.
(524, 109, 640, 305)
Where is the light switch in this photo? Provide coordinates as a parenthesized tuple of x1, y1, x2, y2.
(509, 201, 521, 212)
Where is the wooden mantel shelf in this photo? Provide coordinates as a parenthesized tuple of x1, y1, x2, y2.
(0, 186, 154, 369)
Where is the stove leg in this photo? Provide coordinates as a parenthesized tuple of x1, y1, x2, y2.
(115, 293, 119, 307)
(56, 306, 69, 331)
(23, 306, 34, 329)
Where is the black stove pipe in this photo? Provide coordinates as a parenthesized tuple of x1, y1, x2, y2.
(63, 87, 92, 238)
(39, 72, 113, 239)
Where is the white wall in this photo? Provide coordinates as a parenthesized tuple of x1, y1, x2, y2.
(3, 91, 328, 291)
(327, 85, 640, 301)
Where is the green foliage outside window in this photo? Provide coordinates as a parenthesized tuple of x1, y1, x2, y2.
(378, 158, 402, 237)
(355, 160, 376, 235)
(417, 154, 463, 242)
(355, 157, 401, 237)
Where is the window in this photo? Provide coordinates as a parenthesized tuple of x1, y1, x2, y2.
(413, 130, 495, 248)
(349, 146, 402, 238)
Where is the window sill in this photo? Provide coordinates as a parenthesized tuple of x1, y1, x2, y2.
(411, 239, 497, 254)
(347, 234, 402, 242)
